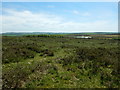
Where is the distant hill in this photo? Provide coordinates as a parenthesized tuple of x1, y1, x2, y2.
(1, 32, 68, 36)
(1, 32, 119, 36)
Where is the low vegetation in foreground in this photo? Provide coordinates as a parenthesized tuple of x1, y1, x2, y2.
(2, 33, 120, 88)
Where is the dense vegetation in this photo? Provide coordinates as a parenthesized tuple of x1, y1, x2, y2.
(2, 34, 120, 88)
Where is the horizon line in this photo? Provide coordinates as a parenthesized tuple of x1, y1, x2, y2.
(1, 31, 119, 34)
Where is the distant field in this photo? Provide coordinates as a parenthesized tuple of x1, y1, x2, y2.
(90, 34, 119, 38)
(2, 33, 119, 88)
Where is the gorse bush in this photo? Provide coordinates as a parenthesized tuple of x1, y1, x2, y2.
(76, 47, 119, 65)
(76, 47, 119, 87)
(3, 63, 32, 88)
(2, 36, 55, 63)
(2, 60, 49, 88)
(59, 47, 119, 88)
(2, 47, 35, 63)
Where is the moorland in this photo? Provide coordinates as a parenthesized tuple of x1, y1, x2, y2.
(2, 32, 120, 88)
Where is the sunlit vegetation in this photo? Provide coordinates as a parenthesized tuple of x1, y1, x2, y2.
(2, 34, 120, 88)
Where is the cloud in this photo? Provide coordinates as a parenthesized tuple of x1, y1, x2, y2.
(82, 12, 91, 16)
(72, 10, 91, 16)
(73, 10, 80, 15)
(2, 9, 117, 33)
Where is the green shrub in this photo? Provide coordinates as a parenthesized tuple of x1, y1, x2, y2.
(39, 49, 54, 57)
(2, 64, 32, 88)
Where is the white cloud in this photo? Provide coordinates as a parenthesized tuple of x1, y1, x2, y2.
(72, 10, 91, 16)
(73, 10, 80, 15)
(1, 9, 117, 33)
(82, 12, 91, 16)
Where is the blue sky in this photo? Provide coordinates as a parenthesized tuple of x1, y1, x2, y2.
(2, 2, 118, 33)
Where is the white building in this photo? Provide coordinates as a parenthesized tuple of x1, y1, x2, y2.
(75, 36, 92, 39)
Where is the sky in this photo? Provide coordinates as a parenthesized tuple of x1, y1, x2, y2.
(1, 2, 118, 33)
(2, 0, 119, 2)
